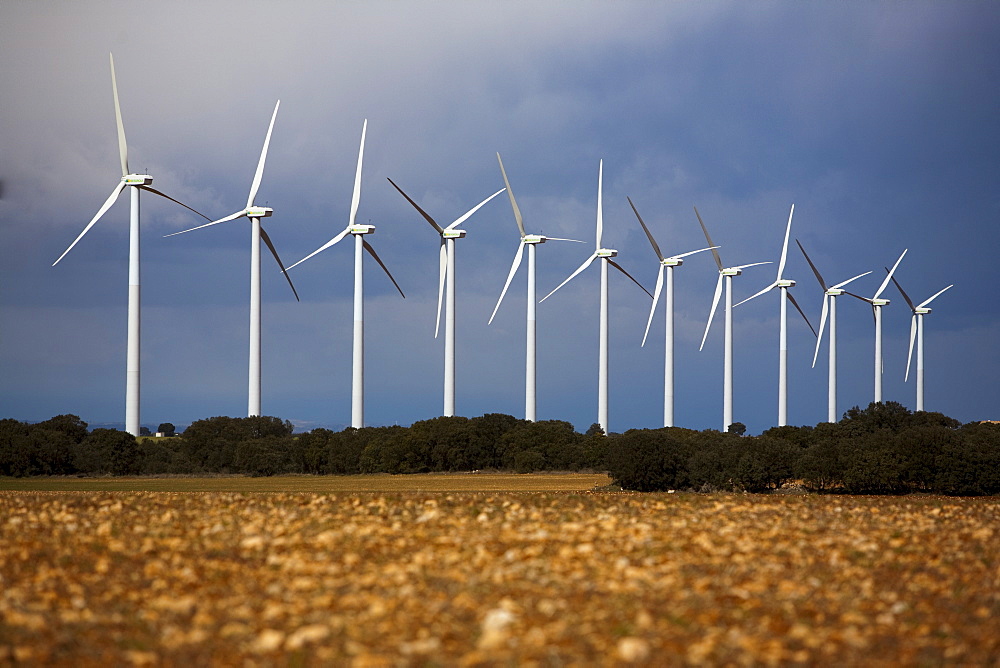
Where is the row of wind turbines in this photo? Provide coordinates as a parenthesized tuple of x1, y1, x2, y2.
(54, 55, 952, 436)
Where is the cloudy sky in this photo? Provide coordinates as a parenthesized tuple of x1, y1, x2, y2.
(2, 1, 998, 435)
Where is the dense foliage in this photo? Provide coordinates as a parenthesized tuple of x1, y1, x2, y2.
(2, 403, 999, 495)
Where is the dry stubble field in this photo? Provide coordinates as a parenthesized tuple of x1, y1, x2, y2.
(1, 474, 998, 666)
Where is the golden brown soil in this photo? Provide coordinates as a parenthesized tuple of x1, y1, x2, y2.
(1, 486, 997, 665)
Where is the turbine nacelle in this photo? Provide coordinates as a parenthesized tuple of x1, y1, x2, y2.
(776, 279, 796, 288)
(245, 206, 273, 219)
(350, 224, 375, 235)
(123, 174, 153, 186)
(443, 229, 467, 239)
(596, 248, 618, 258)
(871, 298, 890, 307)
(523, 234, 547, 245)
(915, 306, 932, 315)
(721, 267, 743, 277)
(662, 257, 684, 267)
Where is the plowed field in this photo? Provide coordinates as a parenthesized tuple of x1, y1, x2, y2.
(1, 483, 997, 665)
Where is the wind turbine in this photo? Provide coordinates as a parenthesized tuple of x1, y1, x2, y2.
(796, 240, 871, 423)
(53, 53, 209, 437)
(694, 207, 771, 433)
(165, 100, 300, 417)
(540, 160, 651, 435)
(733, 205, 816, 427)
(488, 153, 582, 422)
(387, 177, 505, 417)
(844, 250, 907, 404)
(887, 275, 953, 412)
(627, 197, 716, 428)
(283, 120, 405, 428)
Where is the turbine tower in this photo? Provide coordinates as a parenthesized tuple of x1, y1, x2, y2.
(388, 178, 505, 417)
(734, 205, 816, 427)
(165, 100, 300, 417)
(53, 53, 209, 436)
(887, 275, 953, 412)
(797, 240, 871, 423)
(540, 160, 651, 435)
(488, 153, 582, 422)
(694, 207, 771, 433)
(627, 197, 716, 428)
(845, 250, 907, 404)
(283, 120, 405, 428)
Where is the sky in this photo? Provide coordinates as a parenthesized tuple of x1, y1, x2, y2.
(2, 1, 999, 435)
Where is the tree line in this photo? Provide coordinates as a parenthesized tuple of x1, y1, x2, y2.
(2, 403, 998, 495)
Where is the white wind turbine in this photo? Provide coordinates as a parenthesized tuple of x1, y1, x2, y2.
(283, 120, 404, 429)
(887, 274, 953, 412)
(540, 160, 651, 435)
(488, 153, 582, 422)
(733, 205, 816, 427)
(694, 207, 771, 433)
(387, 178, 505, 417)
(165, 100, 300, 417)
(796, 240, 871, 423)
(844, 249, 907, 404)
(627, 197, 716, 428)
(53, 53, 210, 437)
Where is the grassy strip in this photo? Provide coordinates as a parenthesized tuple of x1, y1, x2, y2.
(0, 472, 612, 493)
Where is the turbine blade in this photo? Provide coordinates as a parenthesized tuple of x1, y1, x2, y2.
(905, 314, 917, 382)
(831, 271, 872, 290)
(247, 100, 280, 208)
(53, 180, 126, 266)
(496, 153, 525, 238)
(918, 284, 953, 309)
(260, 226, 300, 302)
(435, 239, 447, 338)
(387, 177, 444, 233)
(734, 282, 777, 308)
(139, 186, 212, 221)
(163, 209, 244, 237)
(843, 290, 873, 304)
(488, 241, 525, 325)
(873, 248, 907, 300)
(627, 196, 664, 261)
(608, 259, 653, 298)
(109, 53, 128, 176)
(543, 237, 586, 243)
(363, 239, 405, 298)
(670, 246, 719, 261)
(540, 252, 597, 302)
(796, 239, 828, 290)
(700, 273, 724, 351)
(284, 226, 351, 272)
(787, 290, 817, 337)
(349, 119, 367, 228)
(732, 261, 772, 271)
(884, 268, 915, 312)
(595, 159, 603, 250)
(445, 188, 506, 230)
(776, 204, 793, 280)
(694, 206, 724, 271)
(641, 265, 665, 347)
(812, 295, 829, 368)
